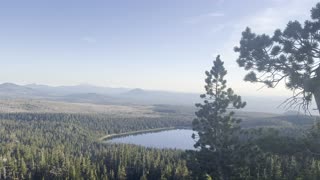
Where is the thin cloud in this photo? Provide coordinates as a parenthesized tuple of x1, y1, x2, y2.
(237, 0, 318, 34)
(210, 23, 228, 33)
(185, 12, 225, 24)
(218, 0, 319, 55)
(207, 12, 225, 17)
(212, 0, 319, 97)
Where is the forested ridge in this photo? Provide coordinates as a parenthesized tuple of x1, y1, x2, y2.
(0, 112, 191, 179)
(0, 111, 320, 179)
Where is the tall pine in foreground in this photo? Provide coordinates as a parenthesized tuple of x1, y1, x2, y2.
(190, 55, 246, 179)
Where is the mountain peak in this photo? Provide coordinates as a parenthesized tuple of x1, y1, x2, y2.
(0, 82, 20, 87)
(127, 88, 145, 94)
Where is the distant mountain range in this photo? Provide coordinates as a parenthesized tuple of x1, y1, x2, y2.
(0, 83, 200, 106)
(25, 83, 130, 95)
(0, 82, 316, 114)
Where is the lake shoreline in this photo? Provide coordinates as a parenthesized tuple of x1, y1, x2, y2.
(103, 128, 196, 150)
(99, 126, 192, 141)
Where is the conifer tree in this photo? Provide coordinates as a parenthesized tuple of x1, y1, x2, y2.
(234, 2, 320, 114)
(191, 55, 246, 179)
(117, 165, 126, 180)
(20, 158, 27, 178)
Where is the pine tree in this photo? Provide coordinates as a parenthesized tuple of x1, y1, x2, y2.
(20, 158, 27, 178)
(117, 165, 126, 180)
(234, 2, 320, 114)
(191, 55, 246, 179)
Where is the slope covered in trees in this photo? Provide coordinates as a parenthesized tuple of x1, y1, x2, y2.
(0, 104, 319, 179)
(0, 112, 192, 179)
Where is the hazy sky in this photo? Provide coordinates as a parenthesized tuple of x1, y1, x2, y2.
(0, 0, 318, 97)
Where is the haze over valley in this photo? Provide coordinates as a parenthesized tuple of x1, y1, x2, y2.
(0, 82, 312, 114)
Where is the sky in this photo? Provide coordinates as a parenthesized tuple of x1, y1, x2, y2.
(0, 0, 319, 98)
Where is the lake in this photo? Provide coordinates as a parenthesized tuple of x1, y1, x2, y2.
(107, 129, 196, 150)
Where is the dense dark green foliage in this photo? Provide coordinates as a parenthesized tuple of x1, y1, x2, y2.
(234, 2, 320, 114)
(0, 109, 320, 179)
(188, 55, 320, 179)
(189, 56, 262, 179)
(0, 112, 191, 179)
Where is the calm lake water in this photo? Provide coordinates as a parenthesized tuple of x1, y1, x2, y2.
(108, 129, 196, 150)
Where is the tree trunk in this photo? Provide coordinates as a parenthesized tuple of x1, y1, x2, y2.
(313, 84, 320, 115)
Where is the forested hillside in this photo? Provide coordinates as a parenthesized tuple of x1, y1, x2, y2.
(0, 111, 319, 179)
(0, 112, 192, 179)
